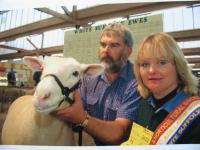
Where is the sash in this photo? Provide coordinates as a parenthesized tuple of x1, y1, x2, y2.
(150, 96, 200, 144)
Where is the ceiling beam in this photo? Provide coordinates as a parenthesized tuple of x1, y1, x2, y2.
(61, 6, 71, 16)
(0, 44, 30, 53)
(182, 47, 200, 56)
(0, 46, 63, 60)
(192, 63, 200, 69)
(0, 1, 198, 42)
(34, 7, 78, 23)
(187, 58, 200, 64)
(168, 29, 200, 42)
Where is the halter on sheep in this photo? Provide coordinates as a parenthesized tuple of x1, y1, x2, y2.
(43, 73, 80, 106)
(1, 56, 104, 145)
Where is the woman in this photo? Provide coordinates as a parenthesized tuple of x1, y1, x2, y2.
(133, 32, 200, 144)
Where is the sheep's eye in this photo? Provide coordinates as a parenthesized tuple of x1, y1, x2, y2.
(72, 71, 79, 77)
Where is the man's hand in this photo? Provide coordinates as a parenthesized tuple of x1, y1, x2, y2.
(52, 90, 86, 124)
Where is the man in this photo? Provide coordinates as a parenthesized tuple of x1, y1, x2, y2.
(7, 67, 16, 86)
(54, 22, 141, 145)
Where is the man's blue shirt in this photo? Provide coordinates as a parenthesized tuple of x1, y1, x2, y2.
(80, 61, 140, 121)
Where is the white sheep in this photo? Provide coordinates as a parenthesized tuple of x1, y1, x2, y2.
(1, 56, 103, 145)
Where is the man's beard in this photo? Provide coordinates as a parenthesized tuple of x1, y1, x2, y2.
(100, 55, 126, 73)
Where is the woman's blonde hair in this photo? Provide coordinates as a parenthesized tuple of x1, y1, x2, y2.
(134, 32, 198, 98)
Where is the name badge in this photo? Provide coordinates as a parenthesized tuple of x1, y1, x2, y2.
(121, 122, 153, 145)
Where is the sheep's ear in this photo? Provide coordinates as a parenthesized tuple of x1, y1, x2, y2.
(81, 64, 104, 76)
(23, 56, 43, 71)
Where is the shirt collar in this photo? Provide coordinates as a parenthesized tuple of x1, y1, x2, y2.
(120, 60, 133, 81)
(148, 90, 189, 113)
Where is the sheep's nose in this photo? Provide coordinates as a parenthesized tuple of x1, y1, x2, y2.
(38, 93, 51, 101)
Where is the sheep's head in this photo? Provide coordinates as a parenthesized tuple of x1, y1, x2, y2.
(23, 56, 104, 113)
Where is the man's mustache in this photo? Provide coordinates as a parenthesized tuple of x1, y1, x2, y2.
(100, 55, 122, 73)
(100, 55, 114, 64)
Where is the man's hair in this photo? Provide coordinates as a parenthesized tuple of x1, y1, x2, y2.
(101, 22, 134, 48)
(134, 32, 198, 98)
